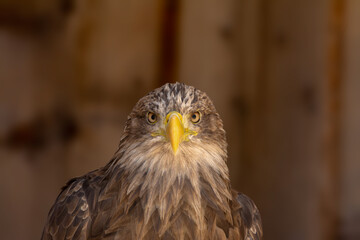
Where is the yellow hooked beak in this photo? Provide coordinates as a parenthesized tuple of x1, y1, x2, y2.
(165, 112, 184, 154)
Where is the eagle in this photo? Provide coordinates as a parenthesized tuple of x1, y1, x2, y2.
(42, 83, 262, 240)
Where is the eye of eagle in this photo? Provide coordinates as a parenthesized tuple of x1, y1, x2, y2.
(190, 111, 201, 124)
(147, 112, 157, 124)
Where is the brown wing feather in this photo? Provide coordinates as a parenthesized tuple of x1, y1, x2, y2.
(41, 178, 92, 240)
(235, 192, 263, 240)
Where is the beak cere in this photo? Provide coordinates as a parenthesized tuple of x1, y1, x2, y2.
(166, 112, 184, 154)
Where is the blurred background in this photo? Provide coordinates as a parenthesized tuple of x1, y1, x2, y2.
(0, 0, 359, 239)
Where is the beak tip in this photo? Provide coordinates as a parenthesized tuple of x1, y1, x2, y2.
(171, 145, 179, 155)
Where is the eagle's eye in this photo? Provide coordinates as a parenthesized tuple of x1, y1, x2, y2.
(190, 111, 201, 124)
(147, 112, 157, 124)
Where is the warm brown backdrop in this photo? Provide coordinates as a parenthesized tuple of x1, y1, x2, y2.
(0, 0, 359, 239)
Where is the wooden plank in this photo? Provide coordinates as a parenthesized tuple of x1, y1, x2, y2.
(322, 0, 344, 238)
(72, 0, 161, 103)
(234, 0, 338, 239)
(340, 0, 360, 238)
(65, 0, 162, 175)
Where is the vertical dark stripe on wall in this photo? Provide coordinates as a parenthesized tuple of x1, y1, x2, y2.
(157, 0, 181, 86)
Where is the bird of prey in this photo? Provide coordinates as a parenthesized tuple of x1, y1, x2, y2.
(42, 83, 262, 240)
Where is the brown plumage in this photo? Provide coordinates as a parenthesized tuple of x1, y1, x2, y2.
(42, 83, 262, 240)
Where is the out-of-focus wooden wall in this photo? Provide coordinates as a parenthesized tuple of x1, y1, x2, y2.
(0, 0, 359, 239)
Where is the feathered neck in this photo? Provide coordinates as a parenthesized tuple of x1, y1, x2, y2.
(102, 135, 233, 239)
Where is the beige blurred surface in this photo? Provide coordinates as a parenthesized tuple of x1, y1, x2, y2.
(0, 0, 359, 239)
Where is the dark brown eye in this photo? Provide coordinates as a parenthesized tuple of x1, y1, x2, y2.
(190, 111, 201, 123)
(147, 112, 157, 124)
